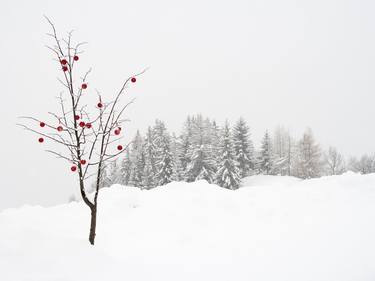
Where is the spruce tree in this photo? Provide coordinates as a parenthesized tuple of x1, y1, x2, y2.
(141, 126, 158, 188)
(215, 121, 241, 189)
(106, 159, 121, 185)
(259, 130, 273, 175)
(232, 117, 254, 178)
(185, 115, 216, 183)
(119, 148, 132, 186)
(179, 116, 194, 173)
(142, 155, 155, 188)
(129, 130, 145, 188)
(170, 133, 184, 181)
(153, 120, 174, 186)
(205, 119, 221, 172)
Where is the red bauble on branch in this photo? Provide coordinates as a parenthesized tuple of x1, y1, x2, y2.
(117, 145, 123, 151)
(38, 137, 44, 143)
(80, 159, 87, 165)
(97, 102, 103, 108)
(71, 165, 77, 172)
(85, 123, 92, 129)
(40, 122, 46, 127)
(114, 129, 120, 135)
(62, 66, 68, 72)
(79, 121, 86, 128)
(73, 55, 79, 61)
(81, 83, 87, 89)
(57, 126, 64, 132)
(60, 59, 67, 65)
(74, 115, 80, 121)
(131, 77, 136, 83)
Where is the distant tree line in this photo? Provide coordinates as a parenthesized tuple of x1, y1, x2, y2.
(97, 115, 375, 190)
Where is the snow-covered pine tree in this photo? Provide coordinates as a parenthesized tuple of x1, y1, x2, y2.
(142, 155, 155, 188)
(106, 159, 121, 185)
(294, 128, 323, 179)
(215, 120, 241, 189)
(232, 117, 255, 178)
(141, 126, 158, 188)
(205, 118, 220, 168)
(129, 130, 146, 188)
(96, 164, 111, 189)
(185, 115, 216, 183)
(170, 133, 184, 181)
(153, 120, 174, 186)
(119, 148, 132, 186)
(259, 130, 273, 175)
(179, 116, 194, 174)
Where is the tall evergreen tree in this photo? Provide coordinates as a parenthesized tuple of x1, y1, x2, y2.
(153, 120, 174, 186)
(209, 120, 221, 164)
(185, 115, 216, 183)
(215, 121, 241, 189)
(259, 130, 273, 175)
(179, 116, 194, 173)
(119, 148, 132, 186)
(129, 130, 145, 188)
(96, 165, 111, 189)
(170, 133, 184, 181)
(142, 155, 156, 188)
(106, 159, 121, 185)
(141, 126, 158, 188)
(232, 117, 254, 178)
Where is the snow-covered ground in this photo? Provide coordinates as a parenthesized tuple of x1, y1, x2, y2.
(1, 172, 375, 281)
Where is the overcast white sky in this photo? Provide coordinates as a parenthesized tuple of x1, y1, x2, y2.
(0, 0, 374, 210)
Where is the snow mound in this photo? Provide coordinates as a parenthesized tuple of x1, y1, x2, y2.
(1, 173, 375, 281)
(241, 174, 302, 187)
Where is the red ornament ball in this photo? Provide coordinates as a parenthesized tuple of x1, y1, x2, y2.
(97, 102, 103, 108)
(117, 145, 123, 151)
(81, 83, 87, 89)
(80, 159, 87, 165)
(74, 115, 80, 121)
(114, 129, 120, 135)
(38, 137, 44, 143)
(62, 66, 68, 72)
(85, 123, 92, 129)
(79, 121, 86, 128)
(57, 126, 64, 132)
(73, 55, 79, 61)
(39, 122, 45, 128)
(131, 77, 136, 83)
(71, 165, 77, 172)
(60, 59, 68, 65)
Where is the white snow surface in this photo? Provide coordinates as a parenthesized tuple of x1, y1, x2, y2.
(1, 172, 375, 281)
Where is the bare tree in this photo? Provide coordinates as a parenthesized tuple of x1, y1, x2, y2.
(348, 154, 375, 174)
(18, 18, 146, 245)
(324, 146, 346, 175)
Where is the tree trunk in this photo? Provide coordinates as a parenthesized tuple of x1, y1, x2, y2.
(89, 205, 97, 245)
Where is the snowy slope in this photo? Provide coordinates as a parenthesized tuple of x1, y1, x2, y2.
(1, 172, 375, 281)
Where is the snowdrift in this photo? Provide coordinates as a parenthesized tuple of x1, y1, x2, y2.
(1, 172, 375, 281)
